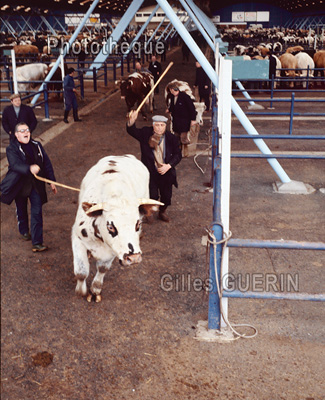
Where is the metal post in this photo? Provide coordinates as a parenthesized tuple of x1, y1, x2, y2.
(306, 65, 310, 90)
(11, 49, 18, 94)
(104, 63, 108, 86)
(209, 97, 222, 330)
(269, 75, 275, 109)
(120, 56, 124, 76)
(113, 59, 117, 81)
(44, 84, 50, 119)
(93, 67, 97, 92)
(289, 92, 295, 135)
(79, 72, 84, 99)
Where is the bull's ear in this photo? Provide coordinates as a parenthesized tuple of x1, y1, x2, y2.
(82, 202, 103, 217)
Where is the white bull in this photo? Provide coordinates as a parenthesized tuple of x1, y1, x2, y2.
(72, 155, 162, 303)
(15, 63, 48, 92)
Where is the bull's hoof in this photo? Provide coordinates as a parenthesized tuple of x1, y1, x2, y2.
(86, 293, 92, 303)
(86, 292, 102, 303)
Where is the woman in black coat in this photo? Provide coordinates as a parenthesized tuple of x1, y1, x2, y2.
(167, 85, 197, 145)
(0, 122, 57, 252)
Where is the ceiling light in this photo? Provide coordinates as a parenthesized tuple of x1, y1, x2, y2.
(1, 4, 10, 10)
(25, 7, 31, 11)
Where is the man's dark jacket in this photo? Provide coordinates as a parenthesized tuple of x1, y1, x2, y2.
(168, 91, 196, 133)
(0, 138, 56, 205)
(126, 123, 182, 187)
(2, 104, 37, 136)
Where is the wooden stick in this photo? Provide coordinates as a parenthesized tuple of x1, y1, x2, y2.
(136, 61, 174, 113)
(33, 174, 80, 192)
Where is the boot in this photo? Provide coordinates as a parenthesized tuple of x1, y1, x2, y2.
(158, 205, 170, 223)
(63, 110, 69, 123)
(73, 109, 82, 122)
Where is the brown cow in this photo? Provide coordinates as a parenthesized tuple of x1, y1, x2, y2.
(13, 44, 39, 59)
(313, 50, 325, 86)
(279, 53, 298, 88)
(285, 46, 304, 55)
(117, 72, 154, 120)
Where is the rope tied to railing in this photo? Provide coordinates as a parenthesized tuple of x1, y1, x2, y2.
(205, 227, 258, 339)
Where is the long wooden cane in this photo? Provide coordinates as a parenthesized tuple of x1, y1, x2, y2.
(136, 61, 174, 113)
(33, 174, 80, 192)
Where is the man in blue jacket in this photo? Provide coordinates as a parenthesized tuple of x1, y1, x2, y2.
(2, 93, 37, 142)
(63, 68, 81, 123)
(0, 122, 57, 252)
(127, 111, 182, 222)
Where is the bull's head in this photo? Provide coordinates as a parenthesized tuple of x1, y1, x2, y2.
(81, 198, 163, 267)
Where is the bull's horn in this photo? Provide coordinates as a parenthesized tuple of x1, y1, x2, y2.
(85, 203, 107, 215)
(138, 198, 164, 206)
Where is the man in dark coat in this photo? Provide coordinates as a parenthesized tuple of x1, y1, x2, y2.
(2, 93, 37, 142)
(63, 67, 81, 123)
(127, 110, 182, 222)
(194, 61, 211, 111)
(0, 122, 57, 252)
(148, 55, 162, 94)
(166, 85, 197, 145)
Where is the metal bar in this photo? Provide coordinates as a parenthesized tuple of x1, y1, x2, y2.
(231, 154, 325, 159)
(87, 0, 145, 74)
(178, 0, 215, 51)
(124, 4, 159, 58)
(228, 238, 325, 250)
(223, 291, 325, 302)
(232, 135, 325, 140)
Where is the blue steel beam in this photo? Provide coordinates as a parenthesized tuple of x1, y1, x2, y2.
(228, 239, 325, 250)
(144, 15, 167, 50)
(123, 4, 160, 59)
(178, 0, 215, 51)
(31, 0, 101, 105)
(186, 0, 218, 39)
(155, 0, 291, 184)
(223, 291, 325, 302)
(86, 0, 145, 75)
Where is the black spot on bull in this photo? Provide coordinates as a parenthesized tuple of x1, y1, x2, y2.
(81, 229, 88, 237)
(107, 221, 118, 238)
(128, 243, 134, 254)
(102, 169, 118, 174)
(92, 220, 104, 242)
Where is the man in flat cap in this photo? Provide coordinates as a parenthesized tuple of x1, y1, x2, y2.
(127, 110, 182, 222)
(2, 93, 37, 143)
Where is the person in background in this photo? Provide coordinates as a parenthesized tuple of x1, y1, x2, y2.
(126, 111, 182, 223)
(193, 61, 211, 112)
(0, 122, 57, 252)
(63, 68, 82, 124)
(2, 93, 37, 143)
(148, 54, 162, 94)
(135, 60, 151, 75)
